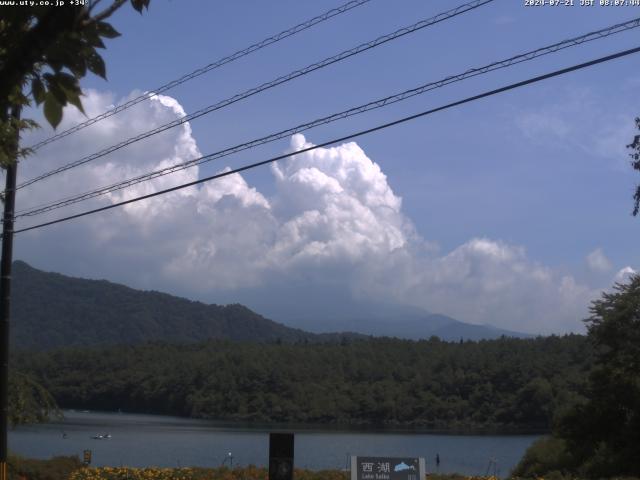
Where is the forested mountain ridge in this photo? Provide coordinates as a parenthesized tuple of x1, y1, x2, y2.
(287, 312, 530, 341)
(11, 260, 352, 350)
(15, 335, 592, 431)
(11, 261, 530, 350)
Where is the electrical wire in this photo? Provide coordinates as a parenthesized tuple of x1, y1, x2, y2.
(17, 0, 495, 190)
(12, 44, 640, 236)
(26, 0, 374, 152)
(15, 16, 640, 219)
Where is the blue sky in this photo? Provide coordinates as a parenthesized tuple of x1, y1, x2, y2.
(11, 0, 640, 334)
(95, 0, 640, 265)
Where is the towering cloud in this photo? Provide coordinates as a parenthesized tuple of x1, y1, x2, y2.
(13, 90, 617, 334)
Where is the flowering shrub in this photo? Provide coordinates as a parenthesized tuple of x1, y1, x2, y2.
(69, 466, 350, 480)
(7, 454, 83, 480)
(68, 469, 507, 480)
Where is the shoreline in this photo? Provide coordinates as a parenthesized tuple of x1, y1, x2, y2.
(52, 409, 549, 436)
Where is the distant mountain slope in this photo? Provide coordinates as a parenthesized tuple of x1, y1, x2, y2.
(285, 311, 530, 342)
(10, 261, 336, 350)
(10, 261, 529, 350)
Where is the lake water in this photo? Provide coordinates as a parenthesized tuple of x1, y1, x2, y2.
(10, 411, 540, 477)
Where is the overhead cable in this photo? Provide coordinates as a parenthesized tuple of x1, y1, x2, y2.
(17, 0, 495, 190)
(15, 16, 640, 219)
(26, 0, 374, 152)
(12, 44, 640, 236)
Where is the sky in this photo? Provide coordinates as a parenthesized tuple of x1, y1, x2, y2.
(7, 0, 640, 335)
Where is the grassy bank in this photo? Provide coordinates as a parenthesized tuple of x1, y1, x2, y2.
(7, 457, 501, 480)
(8, 455, 83, 480)
(68, 468, 501, 480)
(67, 468, 640, 480)
(10, 456, 640, 480)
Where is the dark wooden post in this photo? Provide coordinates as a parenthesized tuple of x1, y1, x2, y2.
(0, 106, 20, 480)
(269, 432, 294, 480)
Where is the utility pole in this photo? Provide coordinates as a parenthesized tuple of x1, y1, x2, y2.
(0, 106, 20, 480)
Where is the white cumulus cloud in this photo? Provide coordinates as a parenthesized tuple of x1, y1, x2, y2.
(14, 89, 607, 335)
(614, 266, 637, 284)
(586, 248, 613, 273)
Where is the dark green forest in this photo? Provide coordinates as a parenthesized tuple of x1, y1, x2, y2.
(11, 261, 326, 349)
(514, 275, 640, 478)
(15, 335, 590, 431)
(9, 261, 519, 350)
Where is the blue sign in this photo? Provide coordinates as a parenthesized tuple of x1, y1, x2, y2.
(351, 456, 425, 480)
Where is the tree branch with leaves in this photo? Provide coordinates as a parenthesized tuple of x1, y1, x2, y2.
(7, 371, 61, 427)
(0, 0, 150, 168)
(628, 117, 640, 216)
(0, 0, 151, 429)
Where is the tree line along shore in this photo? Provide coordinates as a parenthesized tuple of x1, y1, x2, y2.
(13, 335, 589, 431)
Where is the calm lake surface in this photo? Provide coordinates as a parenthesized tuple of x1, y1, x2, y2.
(10, 411, 540, 477)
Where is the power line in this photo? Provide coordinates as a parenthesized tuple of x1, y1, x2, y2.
(26, 0, 373, 152)
(12, 45, 640, 236)
(15, 16, 640, 219)
(17, 0, 495, 190)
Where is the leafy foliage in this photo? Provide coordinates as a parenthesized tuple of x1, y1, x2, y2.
(15, 335, 591, 431)
(511, 437, 575, 478)
(7, 370, 61, 427)
(7, 454, 83, 480)
(69, 466, 349, 480)
(67, 468, 505, 480)
(556, 275, 640, 477)
(629, 117, 640, 216)
(6, 463, 506, 480)
(517, 275, 640, 478)
(0, 0, 150, 167)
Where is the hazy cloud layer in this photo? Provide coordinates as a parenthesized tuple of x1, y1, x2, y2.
(586, 248, 613, 273)
(514, 87, 637, 167)
(14, 90, 632, 334)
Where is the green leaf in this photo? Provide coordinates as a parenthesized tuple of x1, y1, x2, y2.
(31, 77, 45, 105)
(130, 0, 143, 12)
(86, 51, 106, 79)
(20, 119, 39, 131)
(46, 39, 87, 78)
(66, 95, 85, 115)
(43, 93, 63, 129)
(54, 72, 78, 91)
(82, 25, 105, 49)
(45, 79, 68, 106)
(60, 87, 85, 115)
(45, 73, 85, 115)
(67, 95, 86, 115)
(67, 57, 87, 78)
(130, 0, 149, 13)
(96, 21, 121, 39)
